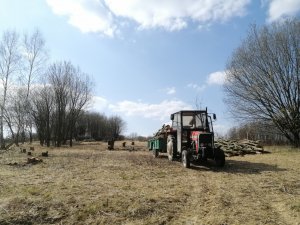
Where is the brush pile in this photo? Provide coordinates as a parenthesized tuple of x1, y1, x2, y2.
(215, 139, 267, 157)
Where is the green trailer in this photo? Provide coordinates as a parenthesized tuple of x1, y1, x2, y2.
(148, 137, 167, 157)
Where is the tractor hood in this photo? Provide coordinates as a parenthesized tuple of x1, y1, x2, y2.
(191, 131, 213, 152)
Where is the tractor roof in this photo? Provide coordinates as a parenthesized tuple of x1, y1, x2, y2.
(173, 109, 208, 114)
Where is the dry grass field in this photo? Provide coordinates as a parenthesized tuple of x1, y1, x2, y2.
(0, 141, 299, 225)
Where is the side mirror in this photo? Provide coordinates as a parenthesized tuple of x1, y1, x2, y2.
(170, 114, 174, 120)
(213, 114, 217, 120)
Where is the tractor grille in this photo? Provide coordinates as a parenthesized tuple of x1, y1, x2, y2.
(198, 133, 212, 144)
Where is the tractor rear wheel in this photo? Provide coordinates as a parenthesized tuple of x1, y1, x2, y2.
(214, 148, 225, 167)
(182, 150, 190, 168)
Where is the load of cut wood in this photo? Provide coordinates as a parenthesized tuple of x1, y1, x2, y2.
(215, 139, 267, 157)
(153, 124, 171, 138)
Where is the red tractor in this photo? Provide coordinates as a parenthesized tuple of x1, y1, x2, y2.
(148, 109, 225, 168)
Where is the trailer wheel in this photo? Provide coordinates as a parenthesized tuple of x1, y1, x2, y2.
(167, 135, 174, 161)
(153, 149, 159, 158)
(182, 150, 190, 168)
(215, 148, 225, 167)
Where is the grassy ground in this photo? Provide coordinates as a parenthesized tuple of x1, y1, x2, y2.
(0, 142, 299, 225)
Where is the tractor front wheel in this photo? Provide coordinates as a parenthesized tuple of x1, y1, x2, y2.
(182, 150, 190, 168)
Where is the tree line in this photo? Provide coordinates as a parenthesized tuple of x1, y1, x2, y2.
(76, 112, 126, 142)
(0, 29, 125, 149)
(226, 122, 289, 145)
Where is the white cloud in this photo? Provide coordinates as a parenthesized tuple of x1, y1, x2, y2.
(187, 71, 226, 92)
(88, 95, 109, 111)
(187, 83, 206, 92)
(105, 0, 250, 31)
(46, 0, 116, 36)
(207, 71, 227, 85)
(46, 0, 251, 36)
(109, 100, 192, 120)
(267, 0, 300, 22)
(166, 87, 176, 95)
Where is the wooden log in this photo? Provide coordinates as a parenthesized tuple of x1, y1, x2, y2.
(27, 157, 43, 164)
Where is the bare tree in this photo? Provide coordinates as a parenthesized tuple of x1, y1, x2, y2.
(21, 29, 48, 143)
(0, 30, 20, 149)
(67, 67, 92, 146)
(108, 115, 126, 140)
(31, 85, 54, 147)
(4, 88, 28, 145)
(46, 61, 92, 147)
(47, 62, 71, 147)
(224, 19, 300, 147)
(22, 29, 47, 97)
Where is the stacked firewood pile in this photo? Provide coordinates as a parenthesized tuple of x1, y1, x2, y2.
(215, 139, 267, 157)
(153, 124, 171, 138)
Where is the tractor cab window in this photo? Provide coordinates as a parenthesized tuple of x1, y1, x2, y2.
(182, 112, 207, 130)
(171, 113, 179, 129)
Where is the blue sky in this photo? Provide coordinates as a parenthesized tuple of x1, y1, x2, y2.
(1, 0, 300, 136)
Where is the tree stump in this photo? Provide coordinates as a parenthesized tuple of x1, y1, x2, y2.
(108, 140, 115, 150)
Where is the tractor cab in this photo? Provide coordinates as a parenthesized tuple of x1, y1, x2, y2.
(170, 109, 215, 154)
